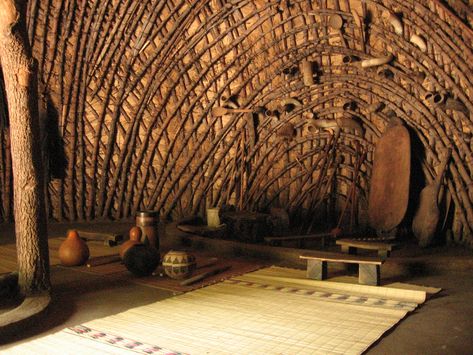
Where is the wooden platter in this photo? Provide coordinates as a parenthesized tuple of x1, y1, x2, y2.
(368, 124, 411, 232)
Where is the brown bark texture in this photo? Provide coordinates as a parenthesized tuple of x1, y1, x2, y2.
(0, 0, 50, 295)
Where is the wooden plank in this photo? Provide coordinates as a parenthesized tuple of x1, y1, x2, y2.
(336, 239, 396, 251)
(264, 233, 330, 248)
(264, 233, 331, 243)
(300, 251, 384, 265)
(368, 124, 411, 231)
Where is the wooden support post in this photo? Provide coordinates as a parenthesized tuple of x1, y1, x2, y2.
(0, 0, 50, 295)
(359, 264, 380, 286)
(320, 235, 326, 248)
(341, 245, 357, 273)
(341, 245, 356, 254)
(306, 259, 327, 280)
(378, 249, 390, 259)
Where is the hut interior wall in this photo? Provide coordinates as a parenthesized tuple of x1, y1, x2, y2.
(0, 0, 472, 246)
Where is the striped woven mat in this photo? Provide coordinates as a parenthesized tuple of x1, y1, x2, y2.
(0, 237, 264, 293)
(3, 266, 438, 355)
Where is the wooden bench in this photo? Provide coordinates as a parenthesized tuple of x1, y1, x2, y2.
(264, 233, 331, 248)
(336, 238, 396, 259)
(300, 251, 385, 286)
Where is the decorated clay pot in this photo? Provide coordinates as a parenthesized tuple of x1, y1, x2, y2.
(119, 226, 142, 259)
(162, 250, 196, 280)
(59, 230, 90, 266)
(122, 244, 160, 277)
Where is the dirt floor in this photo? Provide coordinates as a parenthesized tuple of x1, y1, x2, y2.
(1, 222, 473, 354)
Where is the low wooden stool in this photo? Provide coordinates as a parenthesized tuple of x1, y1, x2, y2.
(300, 251, 385, 286)
(336, 238, 396, 259)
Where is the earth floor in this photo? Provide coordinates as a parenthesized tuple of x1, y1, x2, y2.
(0, 222, 472, 354)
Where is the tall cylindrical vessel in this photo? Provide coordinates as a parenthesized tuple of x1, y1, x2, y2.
(136, 210, 160, 254)
(206, 207, 221, 227)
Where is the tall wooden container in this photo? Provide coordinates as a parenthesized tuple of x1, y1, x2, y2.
(136, 210, 160, 255)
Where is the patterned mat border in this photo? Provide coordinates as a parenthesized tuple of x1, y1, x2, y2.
(224, 278, 418, 311)
(65, 325, 188, 355)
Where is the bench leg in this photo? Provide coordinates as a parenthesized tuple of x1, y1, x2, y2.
(358, 264, 380, 286)
(341, 245, 357, 254)
(377, 250, 390, 259)
(341, 246, 358, 273)
(307, 260, 327, 280)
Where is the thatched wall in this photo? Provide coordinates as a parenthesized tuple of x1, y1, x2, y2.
(0, 0, 472, 245)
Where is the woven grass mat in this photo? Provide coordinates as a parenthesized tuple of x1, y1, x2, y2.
(69, 253, 265, 293)
(0, 238, 265, 293)
(4, 266, 435, 355)
(0, 238, 118, 274)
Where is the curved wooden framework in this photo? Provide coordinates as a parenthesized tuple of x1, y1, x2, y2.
(0, 0, 471, 245)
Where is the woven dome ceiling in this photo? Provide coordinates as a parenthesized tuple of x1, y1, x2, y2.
(0, 0, 472, 245)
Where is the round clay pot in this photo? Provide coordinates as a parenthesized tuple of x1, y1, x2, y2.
(162, 250, 196, 280)
(122, 244, 160, 277)
(120, 226, 142, 259)
(59, 230, 90, 266)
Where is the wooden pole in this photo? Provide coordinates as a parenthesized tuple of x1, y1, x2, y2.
(0, 0, 50, 295)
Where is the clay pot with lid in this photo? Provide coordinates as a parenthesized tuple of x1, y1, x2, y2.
(59, 230, 90, 266)
(119, 226, 142, 259)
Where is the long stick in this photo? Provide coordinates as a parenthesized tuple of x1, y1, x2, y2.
(179, 265, 231, 286)
(87, 254, 121, 267)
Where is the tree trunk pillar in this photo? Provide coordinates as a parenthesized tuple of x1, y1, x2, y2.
(0, 0, 50, 295)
